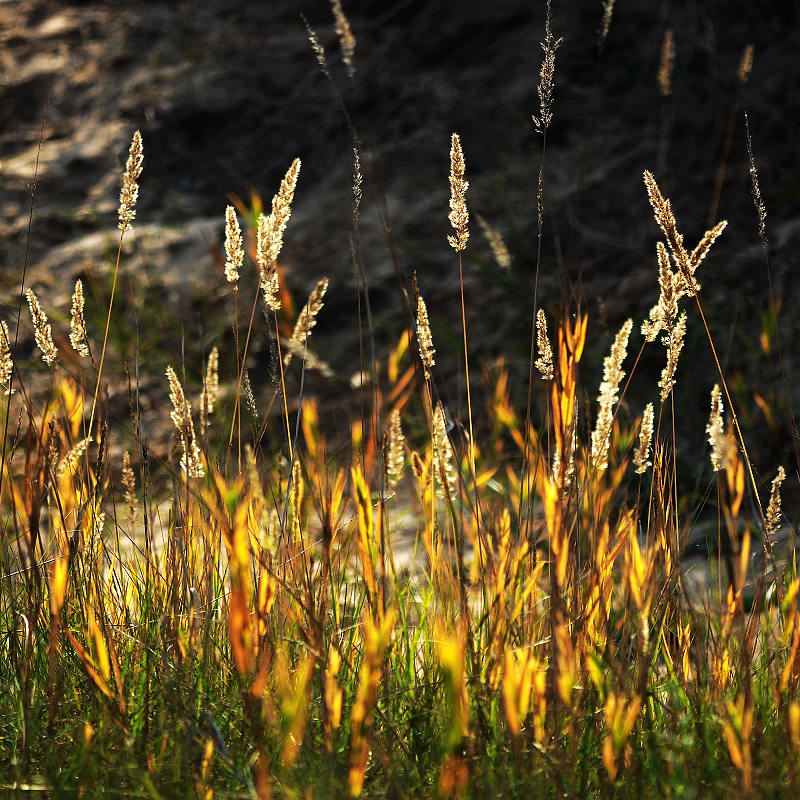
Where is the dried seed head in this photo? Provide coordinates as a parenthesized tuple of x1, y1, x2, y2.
(118, 130, 143, 234)
(642, 242, 678, 342)
(634, 402, 655, 474)
(433, 402, 457, 500)
(26, 289, 57, 366)
(706, 384, 726, 471)
(745, 113, 767, 246)
(535, 309, 554, 380)
(476, 214, 511, 269)
(122, 450, 137, 518)
(658, 29, 674, 97)
(599, 0, 616, 45)
(69, 279, 90, 358)
(330, 0, 356, 78)
(766, 465, 786, 542)
(0, 321, 13, 391)
(591, 318, 633, 471)
(200, 346, 219, 428)
(658, 310, 686, 402)
(284, 278, 329, 367)
(352, 146, 363, 224)
(241, 369, 258, 421)
(643, 171, 692, 284)
(531, 0, 563, 134)
(447, 133, 469, 252)
(224, 206, 243, 285)
(57, 436, 92, 481)
(416, 294, 435, 377)
(384, 409, 404, 489)
(738, 44, 754, 85)
(166, 365, 204, 478)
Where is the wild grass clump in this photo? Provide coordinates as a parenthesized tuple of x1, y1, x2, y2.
(1, 6, 797, 799)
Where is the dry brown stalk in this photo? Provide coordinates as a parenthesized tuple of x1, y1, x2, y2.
(69, 279, 90, 358)
(26, 288, 57, 366)
(118, 130, 143, 234)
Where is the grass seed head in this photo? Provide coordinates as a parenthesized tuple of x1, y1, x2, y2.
(26, 288, 58, 366)
(658, 29, 674, 97)
(634, 402, 655, 474)
(224, 206, 243, 285)
(118, 130, 143, 234)
(0, 320, 13, 390)
(476, 213, 511, 269)
(535, 309, 554, 380)
(706, 384, 726, 471)
(416, 294, 435, 377)
(331, 0, 356, 78)
(69, 279, 90, 358)
(166, 365, 204, 478)
(447, 133, 469, 252)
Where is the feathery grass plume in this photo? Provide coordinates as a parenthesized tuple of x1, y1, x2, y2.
(531, 0, 563, 135)
(765, 465, 786, 542)
(26, 288, 57, 366)
(738, 44, 755, 85)
(330, 0, 356, 78)
(591, 319, 633, 471)
(121, 450, 136, 517)
(257, 158, 302, 309)
(56, 436, 92, 482)
(707, 384, 726, 471)
(282, 340, 334, 377)
(447, 133, 469, 252)
(284, 278, 328, 367)
(200, 346, 219, 428)
(642, 242, 677, 342)
(658, 310, 686, 402)
(165, 365, 204, 478)
(384, 409, 404, 490)
(634, 402, 655, 474)
(241, 369, 258, 421)
(534, 309, 554, 380)
(118, 130, 143, 234)
(0, 321, 13, 392)
(224, 206, 243, 285)
(599, 0, 616, 44)
(416, 294, 435, 378)
(658, 29, 674, 97)
(642, 170, 692, 282)
(689, 220, 727, 276)
(433, 402, 457, 499)
(69, 279, 90, 358)
(476, 213, 511, 269)
(745, 113, 767, 246)
(304, 16, 330, 75)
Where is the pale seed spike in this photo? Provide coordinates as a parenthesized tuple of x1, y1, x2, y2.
(765, 466, 786, 543)
(224, 206, 243, 285)
(532, 0, 563, 135)
(284, 278, 329, 367)
(416, 294, 435, 378)
(591, 318, 633, 471)
(476, 213, 511, 270)
(69, 279, 90, 358)
(599, 1, 616, 45)
(165, 365, 204, 478)
(118, 130, 143, 234)
(433, 402, 457, 500)
(26, 289, 57, 366)
(689, 220, 727, 271)
(122, 450, 137, 518)
(634, 402, 655, 474)
(745, 113, 767, 246)
(330, 0, 356, 78)
(642, 170, 692, 282)
(200, 346, 220, 428)
(658, 310, 686, 403)
(534, 309, 554, 380)
(0, 321, 14, 391)
(738, 44, 754, 86)
(384, 409, 405, 490)
(707, 385, 726, 472)
(657, 29, 674, 98)
(447, 133, 469, 252)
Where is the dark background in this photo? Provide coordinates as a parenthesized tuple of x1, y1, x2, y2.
(1, 0, 799, 499)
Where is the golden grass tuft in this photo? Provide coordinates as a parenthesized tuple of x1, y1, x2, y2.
(25, 288, 57, 366)
(118, 130, 143, 234)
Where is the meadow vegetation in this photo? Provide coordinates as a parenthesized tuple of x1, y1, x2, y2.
(1, 2, 798, 797)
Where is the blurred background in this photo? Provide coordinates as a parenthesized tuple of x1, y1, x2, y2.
(1, 0, 799, 501)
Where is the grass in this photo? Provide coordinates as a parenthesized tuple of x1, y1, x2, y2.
(1, 4, 799, 798)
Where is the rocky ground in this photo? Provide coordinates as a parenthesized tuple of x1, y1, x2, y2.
(2, 0, 800, 518)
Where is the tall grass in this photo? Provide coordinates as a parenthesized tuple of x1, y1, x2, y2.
(1, 6, 798, 799)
